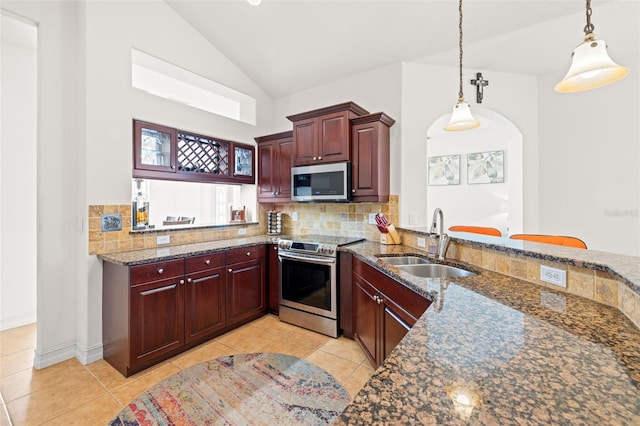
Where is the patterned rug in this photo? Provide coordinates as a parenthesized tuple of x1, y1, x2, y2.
(108, 353, 351, 425)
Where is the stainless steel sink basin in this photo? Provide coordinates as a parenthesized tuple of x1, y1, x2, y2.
(377, 256, 430, 265)
(396, 263, 476, 278)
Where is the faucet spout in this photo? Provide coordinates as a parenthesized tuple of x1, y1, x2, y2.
(429, 208, 449, 260)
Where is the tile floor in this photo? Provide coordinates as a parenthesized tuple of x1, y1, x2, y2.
(0, 316, 374, 425)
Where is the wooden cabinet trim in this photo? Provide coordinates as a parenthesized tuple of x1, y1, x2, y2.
(286, 101, 369, 122)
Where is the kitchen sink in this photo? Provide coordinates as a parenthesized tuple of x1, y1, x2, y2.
(377, 256, 430, 265)
(396, 263, 476, 278)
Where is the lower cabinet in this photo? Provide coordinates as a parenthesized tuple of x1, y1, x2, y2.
(267, 244, 280, 314)
(352, 257, 431, 368)
(103, 246, 266, 377)
(225, 246, 266, 327)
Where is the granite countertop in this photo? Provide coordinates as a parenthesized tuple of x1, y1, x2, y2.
(97, 235, 282, 266)
(338, 241, 640, 425)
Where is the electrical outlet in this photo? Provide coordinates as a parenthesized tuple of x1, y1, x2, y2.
(417, 237, 426, 248)
(369, 213, 377, 225)
(238, 228, 247, 235)
(157, 235, 170, 245)
(291, 212, 298, 222)
(409, 212, 418, 225)
(540, 265, 567, 288)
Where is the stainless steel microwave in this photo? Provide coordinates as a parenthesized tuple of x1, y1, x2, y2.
(291, 162, 351, 202)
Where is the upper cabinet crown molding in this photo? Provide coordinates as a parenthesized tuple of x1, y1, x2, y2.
(285, 101, 369, 122)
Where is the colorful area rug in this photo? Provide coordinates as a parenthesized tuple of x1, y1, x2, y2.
(108, 352, 351, 425)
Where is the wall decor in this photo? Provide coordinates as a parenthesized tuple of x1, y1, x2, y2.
(428, 155, 460, 186)
(467, 150, 504, 184)
(101, 214, 122, 232)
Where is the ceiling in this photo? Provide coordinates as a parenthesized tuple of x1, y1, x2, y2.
(166, 0, 638, 98)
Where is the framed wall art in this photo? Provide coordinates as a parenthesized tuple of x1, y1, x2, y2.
(467, 150, 504, 184)
(428, 155, 460, 186)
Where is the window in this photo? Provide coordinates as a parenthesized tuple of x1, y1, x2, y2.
(131, 48, 256, 125)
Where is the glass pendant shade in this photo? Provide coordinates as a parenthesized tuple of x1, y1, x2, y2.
(555, 37, 629, 93)
(444, 101, 480, 131)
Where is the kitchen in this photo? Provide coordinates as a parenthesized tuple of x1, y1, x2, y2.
(1, 0, 639, 424)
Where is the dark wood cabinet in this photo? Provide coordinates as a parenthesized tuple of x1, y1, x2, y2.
(102, 246, 266, 377)
(350, 113, 395, 203)
(133, 119, 255, 184)
(339, 251, 353, 338)
(256, 131, 293, 202)
(184, 253, 226, 344)
(287, 102, 368, 166)
(352, 257, 431, 368)
(267, 244, 280, 314)
(225, 246, 267, 327)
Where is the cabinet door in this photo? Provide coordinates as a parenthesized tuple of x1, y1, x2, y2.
(258, 140, 276, 199)
(383, 303, 411, 359)
(318, 111, 350, 163)
(133, 120, 176, 173)
(275, 137, 293, 199)
(353, 273, 381, 367)
(226, 259, 266, 326)
(184, 266, 226, 344)
(292, 117, 317, 166)
(267, 244, 280, 314)
(351, 122, 379, 200)
(130, 277, 184, 364)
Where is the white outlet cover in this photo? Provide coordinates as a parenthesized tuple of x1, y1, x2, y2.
(540, 265, 567, 288)
(369, 213, 377, 225)
(157, 235, 170, 245)
(409, 212, 418, 225)
(291, 212, 298, 221)
(238, 228, 247, 235)
(417, 237, 426, 248)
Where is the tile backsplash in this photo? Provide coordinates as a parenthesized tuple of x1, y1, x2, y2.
(88, 195, 399, 255)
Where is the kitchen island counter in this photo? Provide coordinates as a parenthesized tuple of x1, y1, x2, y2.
(339, 241, 640, 425)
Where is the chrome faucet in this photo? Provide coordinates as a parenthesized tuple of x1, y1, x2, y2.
(429, 208, 450, 260)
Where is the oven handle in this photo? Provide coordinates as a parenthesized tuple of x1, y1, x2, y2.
(278, 252, 336, 265)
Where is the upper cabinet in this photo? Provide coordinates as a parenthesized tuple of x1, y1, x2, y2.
(255, 130, 293, 202)
(133, 119, 255, 184)
(287, 102, 369, 166)
(351, 113, 396, 203)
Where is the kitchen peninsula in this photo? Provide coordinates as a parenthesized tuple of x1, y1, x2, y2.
(99, 233, 640, 423)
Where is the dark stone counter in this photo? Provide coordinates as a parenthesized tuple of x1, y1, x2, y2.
(338, 241, 640, 425)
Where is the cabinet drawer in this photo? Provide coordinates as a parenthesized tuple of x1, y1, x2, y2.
(185, 252, 225, 274)
(226, 245, 265, 265)
(130, 259, 184, 285)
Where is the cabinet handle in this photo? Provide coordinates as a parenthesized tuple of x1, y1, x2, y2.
(273, 246, 278, 250)
(179, 279, 185, 285)
(187, 277, 192, 283)
(228, 268, 233, 273)
(205, 259, 211, 265)
(352, 189, 356, 193)
(157, 268, 164, 274)
(246, 252, 251, 256)
(313, 157, 317, 160)
(318, 156, 322, 160)
(377, 296, 383, 305)
(272, 192, 276, 195)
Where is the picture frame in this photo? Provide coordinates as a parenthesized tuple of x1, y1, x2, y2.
(467, 150, 505, 184)
(428, 155, 460, 186)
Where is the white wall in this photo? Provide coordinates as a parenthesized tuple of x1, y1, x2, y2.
(538, 65, 640, 256)
(401, 64, 539, 230)
(0, 13, 38, 330)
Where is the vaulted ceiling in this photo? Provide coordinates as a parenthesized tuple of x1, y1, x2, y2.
(166, 1, 638, 98)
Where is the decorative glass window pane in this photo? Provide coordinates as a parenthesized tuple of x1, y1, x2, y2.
(140, 127, 172, 167)
(235, 146, 253, 177)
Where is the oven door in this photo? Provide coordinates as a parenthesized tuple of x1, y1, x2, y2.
(278, 251, 337, 319)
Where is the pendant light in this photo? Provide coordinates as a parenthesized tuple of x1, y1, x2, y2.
(445, 0, 480, 131)
(555, 0, 629, 93)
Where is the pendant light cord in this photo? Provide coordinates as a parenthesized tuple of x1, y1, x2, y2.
(583, 0, 595, 38)
(457, 0, 464, 102)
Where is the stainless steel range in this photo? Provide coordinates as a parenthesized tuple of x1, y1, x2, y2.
(278, 235, 364, 337)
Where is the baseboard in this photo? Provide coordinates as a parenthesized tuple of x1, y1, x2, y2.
(33, 341, 76, 369)
(76, 342, 103, 365)
(0, 314, 36, 331)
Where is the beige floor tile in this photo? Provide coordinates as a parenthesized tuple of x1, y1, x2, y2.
(286, 327, 332, 349)
(216, 324, 280, 353)
(109, 362, 182, 406)
(259, 337, 320, 359)
(319, 337, 366, 364)
(250, 315, 301, 333)
(0, 391, 10, 426)
(6, 368, 107, 425)
(305, 350, 360, 384)
(0, 324, 36, 358)
(41, 393, 122, 426)
(0, 348, 34, 378)
(170, 341, 238, 369)
(342, 363, 375, 399)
